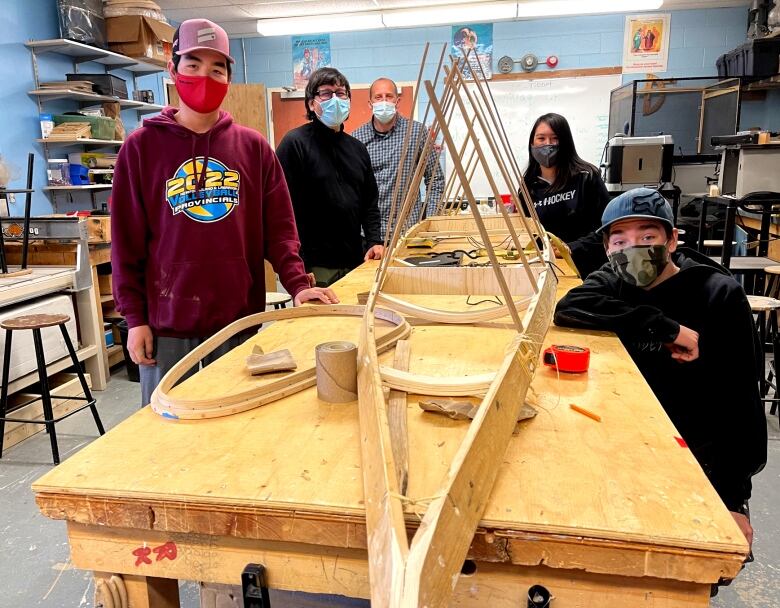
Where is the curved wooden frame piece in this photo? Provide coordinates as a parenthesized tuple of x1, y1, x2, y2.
(379, 366, 494, 396)
(376, 290, 531, 325)
(149, 305, 411, 420)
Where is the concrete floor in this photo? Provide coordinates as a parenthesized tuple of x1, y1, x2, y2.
(1, 368, 779, 608)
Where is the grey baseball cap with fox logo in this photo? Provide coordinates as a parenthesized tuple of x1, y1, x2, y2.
(598, 188, 674, 234)
(173, 19, 235, 64)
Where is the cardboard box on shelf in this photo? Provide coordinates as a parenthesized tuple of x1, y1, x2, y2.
(106, 15, 174, 65)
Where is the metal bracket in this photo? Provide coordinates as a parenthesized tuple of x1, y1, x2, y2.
(242, 563, 271, 608)
(527, 584, 553, 608)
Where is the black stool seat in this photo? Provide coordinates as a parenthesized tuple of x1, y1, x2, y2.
(0, 313, 104, 464)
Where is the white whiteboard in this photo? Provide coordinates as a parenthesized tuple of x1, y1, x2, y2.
(445, 74, 622, 198)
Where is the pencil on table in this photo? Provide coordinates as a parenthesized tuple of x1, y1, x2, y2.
(570, 403, 601, 422)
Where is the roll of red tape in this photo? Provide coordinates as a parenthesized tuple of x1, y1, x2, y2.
(543, 344, 590, 373)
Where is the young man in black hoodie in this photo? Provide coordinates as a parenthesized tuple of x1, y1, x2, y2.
(555, 188, 767, 555)
(276, 67, 384, 287)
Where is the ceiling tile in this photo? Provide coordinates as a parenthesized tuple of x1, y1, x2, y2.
(163, 5, 254, 21)
(157, 0, 235, 8)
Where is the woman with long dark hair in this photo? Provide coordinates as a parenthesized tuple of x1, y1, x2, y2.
(523, 113, 610, 276)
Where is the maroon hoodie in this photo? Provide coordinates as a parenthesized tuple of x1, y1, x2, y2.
(111, 108, 310, 338)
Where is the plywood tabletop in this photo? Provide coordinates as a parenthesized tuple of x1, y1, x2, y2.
(33, 262, 748, 565)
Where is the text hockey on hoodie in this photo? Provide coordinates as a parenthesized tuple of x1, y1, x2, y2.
(111, 108, 310, 338)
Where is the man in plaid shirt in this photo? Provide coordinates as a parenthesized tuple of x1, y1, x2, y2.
(353, 77, 445, 240)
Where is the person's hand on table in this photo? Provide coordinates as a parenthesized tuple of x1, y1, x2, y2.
(295, 287, 339, 306)
(364, 244, 384, 261)
(127, 325, 156, 365)
(730, 510, 754, 547)
(553, 241, 571, 259)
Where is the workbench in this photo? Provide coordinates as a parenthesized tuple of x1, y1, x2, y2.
(32, 262, 747, 607)
(1, 217, 107, 392)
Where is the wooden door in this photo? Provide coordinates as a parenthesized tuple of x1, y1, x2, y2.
(270, 85, 415, 148)
(166, 82, 268, 137)
(167, 82, 277, 291)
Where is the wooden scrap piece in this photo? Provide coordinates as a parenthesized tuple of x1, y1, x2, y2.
(246, 348, 296, 375)
(420, 398, 538, 427)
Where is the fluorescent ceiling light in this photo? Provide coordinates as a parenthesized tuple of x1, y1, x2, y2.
(516, 0, 663, 18)
(257, 12, 384, 36)
(256, 0, 664, 36)
(382, 2, 518, 28)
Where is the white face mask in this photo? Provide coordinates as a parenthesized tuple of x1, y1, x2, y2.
(372, 101, 397, 125)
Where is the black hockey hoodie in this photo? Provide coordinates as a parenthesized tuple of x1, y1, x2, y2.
(554, 248, 767, 511)
(527, 167, 610, 277)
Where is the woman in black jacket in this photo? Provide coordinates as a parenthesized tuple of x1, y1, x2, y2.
(523, 113, 610, 276)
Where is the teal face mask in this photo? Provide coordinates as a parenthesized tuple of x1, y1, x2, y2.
(317, 96, 350, 128)
(372, 101, 397, 125)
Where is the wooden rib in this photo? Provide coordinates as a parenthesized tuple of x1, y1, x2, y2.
(388, 339, 411, 496)
(454, 52, 544, 262)
(444, 61, 539, 285)
(437, 118, 476, 216)
(379, 367, 494, 396)
(375, 292, 531, 324)
(376, 48, 457, 293)
(381, 43, 450, 259)
(467, 48, 546, 239)
(150, 305, 410, 417)
(382, 43, 432, 253)
(425, 79, 524, 331)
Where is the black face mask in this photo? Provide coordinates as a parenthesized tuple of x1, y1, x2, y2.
(531, 144, 559, 168)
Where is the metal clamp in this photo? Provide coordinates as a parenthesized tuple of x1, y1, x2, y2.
(242, 563, 271, 608)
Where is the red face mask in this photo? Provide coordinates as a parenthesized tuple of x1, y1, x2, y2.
(174, 73, 228, 114)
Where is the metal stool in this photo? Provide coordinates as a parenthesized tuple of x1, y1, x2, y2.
(266, 292, 292, 310)
(762, 267, 780, 418)
(747, 296, 780, 415)
(702, 240, 736, 256)
(0, 313, 105, 464)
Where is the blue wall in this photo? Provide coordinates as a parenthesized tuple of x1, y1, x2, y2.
(0, 1, 166, 215)
(233, 7, 748, 86)
(229, 6, 750, 120)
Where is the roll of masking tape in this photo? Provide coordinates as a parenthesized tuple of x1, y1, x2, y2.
(315, 341, 358, 403)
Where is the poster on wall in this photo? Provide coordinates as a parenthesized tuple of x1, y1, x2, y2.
(622, 13, 671, 73)
(451, 23, 493, 80)
(292, 34, 331, 89)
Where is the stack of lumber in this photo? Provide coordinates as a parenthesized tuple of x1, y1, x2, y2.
(46, 123, 92, 141)
(40, 81, 95, 94)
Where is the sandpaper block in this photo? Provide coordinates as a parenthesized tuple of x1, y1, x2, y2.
(246, 347, 297, 375)
(419, 398, 537, 433)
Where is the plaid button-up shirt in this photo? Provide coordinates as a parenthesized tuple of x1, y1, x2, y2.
(353, 115, 445, 240)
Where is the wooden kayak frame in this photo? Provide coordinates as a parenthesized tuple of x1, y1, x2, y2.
(356, 47, 558, 606)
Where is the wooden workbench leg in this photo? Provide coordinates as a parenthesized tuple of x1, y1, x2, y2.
(77, 266, 107, 390)
(123, 574, 180, 608)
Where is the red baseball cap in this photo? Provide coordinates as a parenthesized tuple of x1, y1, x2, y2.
(173, 18, 234, 64)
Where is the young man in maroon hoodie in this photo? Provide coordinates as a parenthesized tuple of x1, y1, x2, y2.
(112, 19, 337, 406)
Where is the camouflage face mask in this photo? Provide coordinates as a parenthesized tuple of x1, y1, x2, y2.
(608, 244, 669, 287)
